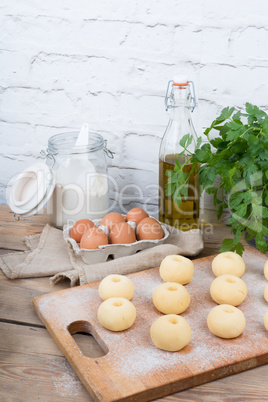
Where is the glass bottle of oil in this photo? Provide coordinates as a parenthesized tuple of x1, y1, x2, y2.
(159, 76, 199, 230)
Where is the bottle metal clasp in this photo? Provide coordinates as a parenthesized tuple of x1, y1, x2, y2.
(188, 81, 196, 112)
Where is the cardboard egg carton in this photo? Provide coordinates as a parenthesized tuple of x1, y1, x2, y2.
(63, 216, 169, 264)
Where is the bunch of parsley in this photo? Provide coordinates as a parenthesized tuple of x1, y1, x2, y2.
(166, 103, 268, 256)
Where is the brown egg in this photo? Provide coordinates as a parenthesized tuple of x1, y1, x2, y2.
(70, 219, 96, 243)
(126, 207, 149, 225)
(137, 217, 164, 241)
(80, 227, 108, 249)
(109, 222, 136, 244)
(100, 212, 125, 231)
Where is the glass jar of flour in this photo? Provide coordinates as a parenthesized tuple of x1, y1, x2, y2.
(45, 131, 111, 228)
(7, 128, 112, 227)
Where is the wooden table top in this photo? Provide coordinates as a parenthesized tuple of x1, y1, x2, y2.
(0, 204, 267, 401)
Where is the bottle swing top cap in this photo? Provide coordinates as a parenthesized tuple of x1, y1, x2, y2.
(165, 76, 196, 112)
(173, 75, 189, 86)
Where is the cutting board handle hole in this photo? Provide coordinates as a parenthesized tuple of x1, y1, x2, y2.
(68, 320, 108, 358)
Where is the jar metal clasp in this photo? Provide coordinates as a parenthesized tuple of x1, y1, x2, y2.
(40, 149, 57, 168)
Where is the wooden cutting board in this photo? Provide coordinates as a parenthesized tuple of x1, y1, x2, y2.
(33, 247, 268, 401)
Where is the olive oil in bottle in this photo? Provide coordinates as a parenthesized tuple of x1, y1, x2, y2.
(159, 76, 199, 230)
(159, 155, 199, 229)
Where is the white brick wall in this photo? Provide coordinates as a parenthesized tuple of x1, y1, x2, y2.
(1, 0, 268, 217)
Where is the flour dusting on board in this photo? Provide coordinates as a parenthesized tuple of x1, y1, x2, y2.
(34, 248, 268, 387)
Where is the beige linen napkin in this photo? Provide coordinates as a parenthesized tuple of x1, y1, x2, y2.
(0, 223, 203, 286)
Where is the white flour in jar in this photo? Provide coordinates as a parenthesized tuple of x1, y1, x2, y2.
(48, 157, 109, 227)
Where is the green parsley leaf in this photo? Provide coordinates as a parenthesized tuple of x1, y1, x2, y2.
(255, 233, 268, 253)
(195, 136, 202, 150)
(216, 106, 235, 122)
(233, 242, 245, 256)
(179, 134, 193, 149)
(220, 238, 235, 252)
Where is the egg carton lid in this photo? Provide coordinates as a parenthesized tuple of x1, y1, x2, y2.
(63, 216, 169, 265)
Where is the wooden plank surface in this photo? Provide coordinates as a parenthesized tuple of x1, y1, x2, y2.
(0, 204, 268, 401)
(33, 249, 268, 401)
(0, 206, 49, 251)
(0, 321, 90, 401)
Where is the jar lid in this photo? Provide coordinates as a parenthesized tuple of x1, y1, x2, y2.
(7, 162, 55, 217)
